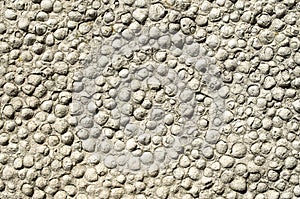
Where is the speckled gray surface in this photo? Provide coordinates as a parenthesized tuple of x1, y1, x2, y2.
(0, 0, 300, 198)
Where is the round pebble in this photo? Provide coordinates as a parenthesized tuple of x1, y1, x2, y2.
(231, 143, 247, 158)
(230, 177, 247, 193)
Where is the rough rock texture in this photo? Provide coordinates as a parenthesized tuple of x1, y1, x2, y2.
(0, 0, 300, 198)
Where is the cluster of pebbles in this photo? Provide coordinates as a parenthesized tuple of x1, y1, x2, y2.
(0, 0, 300, 198)
(73, 25, 227, 173)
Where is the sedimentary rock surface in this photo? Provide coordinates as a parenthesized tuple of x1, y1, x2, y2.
(0, 0, 300, 198)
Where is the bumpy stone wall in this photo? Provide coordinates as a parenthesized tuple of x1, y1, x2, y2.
(0, 0, 300, 198)
(73, 26, 226, 173)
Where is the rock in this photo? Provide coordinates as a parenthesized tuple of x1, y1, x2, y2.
(259, 47, 274, 61)
(71, 165, 86, 178)
(78, 23, 92, 35)
(257, 13, 272, 28)
(180, 18, 196, 34)
(202, 146, 214, 159)
(132, 9, 148, 23)
(111, 188, 124, 199)
(54, 191, 67, 199)
(23, 155, 34, 168)
(140, 152, 154, 165)
(54, 28, 68, 40)
(247, 84, 260, 97)
(223, 110, 234, 124)
(128, 157, 141, 171)
(230, 177, 247, 193)
(219, 155, 235, 168)
(79, 117, 94, 128)
(18, 18, 30, 31)
(158, 35, 171, 49)
(178, 103, 194, 118)
(271, 87, 285, 101)
(294, 185, 300, 197)
(61, 132, 74, 145)
(33, 189, 46, 198)
(64, 185, 77, 197)
(231, 143, 247, 158)
(150, 108, 164, 121)
(147, 77, 161, 90)
(294, 52, 300, 65)
(103, 10, 115, 24)
(205, 129, 220, 144)
(179, 155, 191, 168)
(133, 107, 147, 120)
(137, 133, 151, 145)
(21, 184, 34, 196)
(13, 157, 23, 170)
(292, 100, 300, 113)
(94, 111, 109, 126)
(156, 186, 169, 199)
(84, 167, 98, 182)
(2, 105, 15, 119)
(40, 0, 53, 12)
(154, 147, 166, 162)
(155, 51, 167, 62)
(201, 176, 213, 188)
(3, 82, 18, 96)
(179, 89, 194, 102)
(263, 76, 276, 89)
(54, 104, 68, 118)
(126, 138, 137, 151)
(82, 139, 96, 152)
(188, 166, 200, 180)
(1, 166, 15, 180)
(275, 146, 288, 159)
(5, 9, 17, 20)
(114, 140, 125, 152)
(171, 33, 185, 49)
(277, 108, 292, 121)
(149, 4, 166, 21)
(216, 140, 228, 154)
(206, 34, 220, 49)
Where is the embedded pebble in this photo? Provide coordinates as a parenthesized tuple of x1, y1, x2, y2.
(230, 177, 247, 193)
(205, 130, 220, 144)
(219, 155, 235, 168)
(21, 184, 34, 196)
(149, 4, 166, 21)
(23, 155, 34, 168)
(247, 85, 260, 97)
(202, 146, 214, 159)
(263, 76, 276, 89)
(140, 152, 154, 165)
(278, 108, 292, 121)
(84, 167, 98, 182)
(41, 0, 53, 12)
(180, 18, 196, 35)
(132, 9, 148, 24)
(128, 157, 141, 171)
(292, 100, 300, 113)
(231, 143, 247, 158)
(5, 9, 17, 20)
(3, 82, 18, 96)
(206, 34, 220, 49)
(158, 35, 171, 49)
